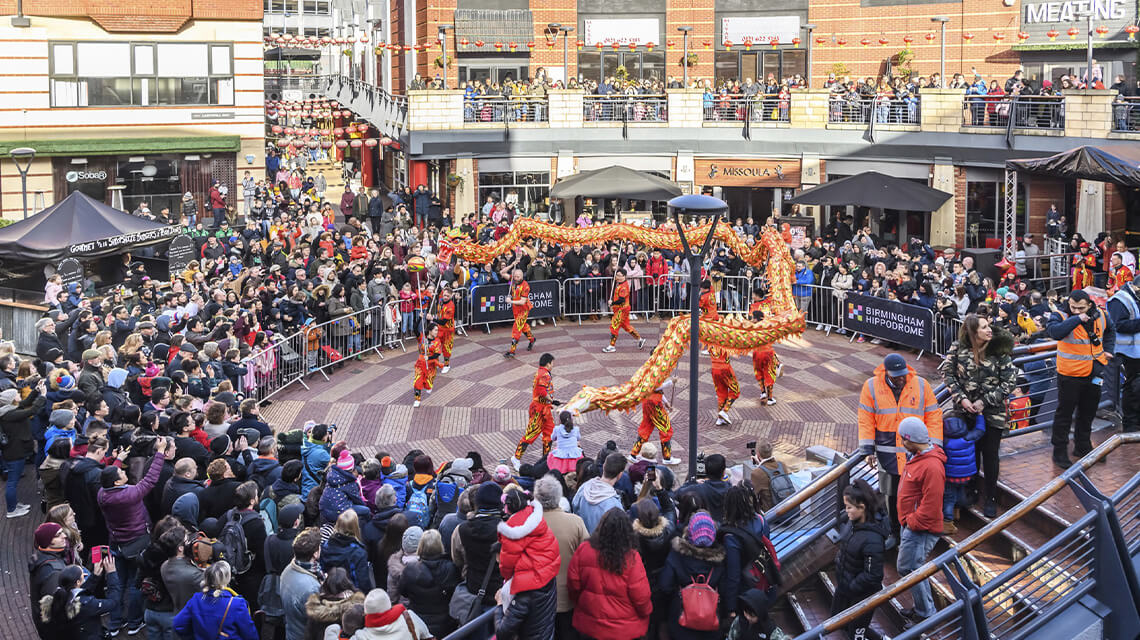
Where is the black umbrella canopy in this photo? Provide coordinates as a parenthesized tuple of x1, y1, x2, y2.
(0, 191, 178, 264)
(790, 171, 952, 212)
(1007, 144, 1140, 188)
(550, 165, 682, 201)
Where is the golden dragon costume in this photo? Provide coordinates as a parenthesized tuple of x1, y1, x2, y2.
(451, 219, 805, 414)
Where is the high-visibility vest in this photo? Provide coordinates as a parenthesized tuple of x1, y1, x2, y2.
(1056, 312, 1108, 377)
(1110, 286, 1140, 359)
(857, 369, 943, 476)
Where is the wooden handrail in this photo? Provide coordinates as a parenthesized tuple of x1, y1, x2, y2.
(820, 432, 1140, 631)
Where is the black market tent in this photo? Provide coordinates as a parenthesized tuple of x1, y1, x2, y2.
(1006, 144, 1140, 188)
(0, 191, 179, 264)
(549, 165, 683, 202)
(790, 171, 952, 212)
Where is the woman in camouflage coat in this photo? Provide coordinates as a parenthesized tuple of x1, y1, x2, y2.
(938, 313, 1019, 518)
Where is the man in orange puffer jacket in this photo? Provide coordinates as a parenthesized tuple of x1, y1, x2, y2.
(494, 489, 560, 639)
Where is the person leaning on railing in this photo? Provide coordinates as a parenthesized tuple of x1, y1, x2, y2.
(937, 314, 1018, 519)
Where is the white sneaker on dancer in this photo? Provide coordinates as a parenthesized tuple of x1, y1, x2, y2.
(758, 391, 768, 400)
(602, 345, 617, 353)
(413, 400, 421, 408)
(441, 366, 450, 374)
(700, 349, 710, 356)
(426, 389, 432, 395)
(766, 398, 776, 405)
(637, 338, 646, 350)
(510, 456, 522, 471)
(718, 410, 732, 424)
(776, 363, 784, 378)
(715, 417, 728, 426)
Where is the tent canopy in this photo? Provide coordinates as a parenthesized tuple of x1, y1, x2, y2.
(0, 191, 178, 264)
(1006, 144, 1140, 188)
(550, 165, 682, 201)
(790, 171, 952, 212)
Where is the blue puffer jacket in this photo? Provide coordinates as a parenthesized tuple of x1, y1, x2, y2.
(318, 465, 366, 523)
(172, 590, 258, 640)
(300, 439, 330, 500)
(319, 532, 375, 591)
(943, 414, 985, 480)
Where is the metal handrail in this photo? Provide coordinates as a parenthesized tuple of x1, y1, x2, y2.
(441, 607, 496, 640)
(810, 432, 1140, 634)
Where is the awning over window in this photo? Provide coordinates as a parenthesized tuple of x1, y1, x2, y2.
(455, 9, 535, 54)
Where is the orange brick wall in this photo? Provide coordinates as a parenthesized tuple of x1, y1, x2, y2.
(807, 0, 1020, 86)
(0, 0, 262, 22)
(1105, 183, 1128, 237)
(953, 166, 967, 246)
(666, 1, 715, 85)
(1028, 177, 1064, 238)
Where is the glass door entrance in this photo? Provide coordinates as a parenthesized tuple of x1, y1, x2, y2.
(601, 52, 643, 84)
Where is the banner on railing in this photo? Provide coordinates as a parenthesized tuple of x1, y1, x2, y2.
(843, 293, 933, 352)
(471, 279, 561, 324)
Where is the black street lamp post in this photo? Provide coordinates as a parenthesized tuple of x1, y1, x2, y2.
(668, 193, 728, 479)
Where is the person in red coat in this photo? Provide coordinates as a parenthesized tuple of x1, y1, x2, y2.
(568, 509, 653, 640)
(495, 489, 560, 639)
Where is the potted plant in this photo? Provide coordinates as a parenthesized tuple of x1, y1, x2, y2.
(679, 53, 698, 67)
(446, 172, 464, 188)
(433, 55, 453, 69)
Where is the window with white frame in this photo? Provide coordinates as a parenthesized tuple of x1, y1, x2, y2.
(50, 41, 234, 107)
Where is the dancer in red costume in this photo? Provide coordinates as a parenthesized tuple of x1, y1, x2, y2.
(504, 268, 535, 358)
(631, 379, 679, 463)
(512, 352, 558, 468)
(710, 345, 739, 426)
(749, 289, 781, 405)
(436, 286, 456, 372)
(603, 269, 645, 353)
(698, 279, 718, 356)
(412, 323, 442, 408)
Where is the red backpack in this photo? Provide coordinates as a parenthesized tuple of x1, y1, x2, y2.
(678, 574, 720, 631)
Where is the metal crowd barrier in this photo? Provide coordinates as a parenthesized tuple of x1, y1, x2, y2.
(582, 95, 668, 122)
(561, 276, 612, 321)
(962, 95, 1064, 130)
(463, 97, 549, 123)
(703, 95, 789, 123)
(828, 96, 920, 125)
(1113, 97, 1140, 132)
(239, 328, 309, 405)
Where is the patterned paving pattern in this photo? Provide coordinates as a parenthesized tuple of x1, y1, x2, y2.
(262, 320, 942, 474)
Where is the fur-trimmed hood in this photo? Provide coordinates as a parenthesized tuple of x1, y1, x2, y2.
(633, 516, 669, 539)
(497, 501, 545, 540)
(304, 590, 365, 623)
(988, 326, 1015, 357)
(38, 592, 81, 623)
(671, 535, 726, 563)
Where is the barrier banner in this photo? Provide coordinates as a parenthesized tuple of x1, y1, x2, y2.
(471, 279, 561, 324)
(843, 293, 933, 352)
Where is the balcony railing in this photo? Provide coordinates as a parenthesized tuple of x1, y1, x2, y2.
(703, 95, 790, 123)
(1113, 96, 1140, 132)
(583, 94, 668, 122)
(828, 95, 920, 125)
(963, 94, 1064, 130)
(462, 96, 549, 123)
(265, 74, 333, 100)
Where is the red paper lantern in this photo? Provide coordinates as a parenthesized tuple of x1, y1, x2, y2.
(283, 127, 294, 135)
(770, 38, 779, 48)
(402, 44, 412, 52)
(1067, 26, 1080, 39)
(307, 140, 318, 149)
(837, 38, 847, 47)
(1126, 24, 1139, 40)
(380, 136, 392, 146)
(1018, 31, 1030, 42)
(792, 37, 801, 47)
(322, 36, 331, 44)
(724, 40, 734, 50)
(333, 127, 344, 136)
(993, 33, 1006, 42)
(341, 109, 352, 117)
(277, 139, 292, 149)
(320, 129, 331, 136)
(359, 33, 368, 43)
(291, 139, 305, 148)
(356, 124, 369, 133)
(878, 37, 888, 46)
(576, 40, 584, 50)
(1095, 24, 1109, 37)
(320, 140, 332, 149)
(645, 42, 655, 51)
(815, 36, 826, 45)
(335, 140, 348, 148)
(494, 41, 503, 51)
(666, 40, 675, 50)
(1047, 28, 1060, 40)
(743, 39, 752, 51)
(611, 42, 620, 51)
(962, 32, 974, 42)
(330, 101, 339, 108)
(702, 41, 711, 50)
(508, 41, 517, 52)
(902, 35, 914, 45)
(474, 40, 484, 48)
(860, 38, 871, 47)
(459, 37, 469, 46)
(628, 42, 637, 51)
(595, 42, 603, 50)
(925, 32, 936, 42)
(349, 139, 362, 148)
(527, 41, 536, 49)
(364, 139, 378, 147)
(270, 125, 283, 134)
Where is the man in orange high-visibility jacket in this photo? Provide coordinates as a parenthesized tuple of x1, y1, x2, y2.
(1046, 289, 1116, 468)
(858, 353, 942, 535)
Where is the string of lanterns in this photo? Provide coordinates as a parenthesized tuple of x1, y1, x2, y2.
(263, 99, 400, 151)
(264, 23, 1140, 53)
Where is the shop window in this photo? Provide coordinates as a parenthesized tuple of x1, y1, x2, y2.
(49, 41, 234, 107)
(478, 171, 550, 217)
(304, 0, 330, 14)
(966, 181, 1027, 249)
(715, 51, 738, 87)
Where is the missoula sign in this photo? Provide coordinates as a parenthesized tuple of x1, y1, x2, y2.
(1021, 0, 1135, 39)
(695, 159, 802, 188)
(68, 226, 182, 256)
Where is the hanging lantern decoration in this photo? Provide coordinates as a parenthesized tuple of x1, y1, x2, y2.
(860, 38, 871, 47)
(770, 38, 779, 48)
(364, 138, 378, 147)
(291, 139, 305, 149)
(878, 36, 888, 46)
(342, 109, 352, 117)
(645, 42, 655, 51)
(283, 127, 294, 135)
(667, 40, 675, 51)
(320, 128, 331, 136)
(595, 42, 604, 50)
(628, 42, 637, 51)
(307, 140, 319, 149)
(349, 139, 363, 148)
(320, 140, 333, 149)
(962, 32, 974, 43)
(1017, 31, 1030, 43)
(333, 127, 344, 136)
(459, 37, 469, 47)
(577, 39, 585, 50)
(494, 41, 503, 51)
(792, 37, 801, 48)
(357, 124, 369, 133)
(924, 32, 936, 43)
(508, 41, 518, 52)
(322, 36, 332, 45)
(1067, 26, 1080, 39)
(330, 101, 339, 108)
(380, 136, 392, 146)
(743, 39, 753, 51)
(473, 40, 484, 48)
(815, 35, 827, 45)
(837, 38, 847, 47)
(611, 41, 620, 51)
(1126, 25, 1139, 40)
(359, 33, 368, 43)
(1047, 28, 1060, 40)
(902, 35, 914, 46)
(277, 139, 292, 149)
(271, 125, 283, 134)
(526, 41, 536, 50)
(1095, 24, 1109, 37)
(703, 41, 711, 50)
(335, 140, 348, 149)
(992, 32, 1006, 42)
(723, 40, 733, 50)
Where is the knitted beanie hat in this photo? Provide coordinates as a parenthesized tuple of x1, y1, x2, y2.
(687, 510, 717, 547)
(336, 450, 355, 471)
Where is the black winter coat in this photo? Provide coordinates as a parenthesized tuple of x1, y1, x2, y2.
(632, 516, 674, 589)
(399, 555, 460, 637)
(0, 390, 46, 461)
(494, 579, 557, 640)
(29, 549, 68, 639)
(457, 512, 503, 605)
(833, 511, 888, 600)
(64, 457, 108, 548)
(659, 537, 726, 640)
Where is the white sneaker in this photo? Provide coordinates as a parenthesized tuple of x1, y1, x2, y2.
(662, 457, 682, 465)
(426, 389, 432, 395)
(441, 366, 450, 374)
(758, 391, 768, 400)
(6, 505, 30, 518)
(637, 338, 646, 350)
(14, 502, 30, 511)
(715, 417, 728, 426)
(510, 456, 522, 471)
(413, 400, 421, 408)
(766, 398, 776, 405)
(815, 324, 824, 331)
(602, 345, 616, 353)
(718, 410, 732, 424)
(700, 349, 710, 355)
(871, 338, 883, 345)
